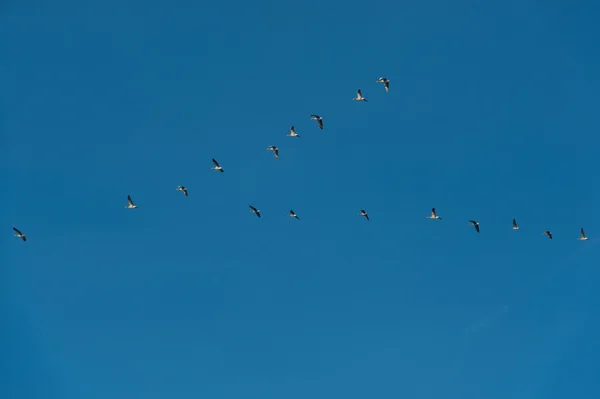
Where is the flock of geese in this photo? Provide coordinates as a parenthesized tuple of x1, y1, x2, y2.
(10, 76, 591, 244)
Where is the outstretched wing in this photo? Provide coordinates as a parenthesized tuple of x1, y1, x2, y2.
(212, 158, 220, 167)
(431, 208, 437, 218)
(128, 195, 134, 206)
(357, 89, 363, 97)
(249, 205, 257, 212)
(581, 228, 585, 237)
(513, 218, 518, 228)
(13, 227, 22, 235)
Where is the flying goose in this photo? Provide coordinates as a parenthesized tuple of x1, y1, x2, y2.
(469, 220, 480, 233)
(359, 210, 369, 221)
(289, 210, 300, 220)
(426, 208, 441, 220)
(266, 146, 279, 159)
(310, 114, 323, 130)
(176, 186, 188, 197)
(512, 218, 519, 230)
(249, 205, 261, 218)
(211, 158, 224, 172)
(353, 89, 368, 102)
(578, 228, 588, 241)
(543, 230, 553, 240)
(125, 195, 138, 209)
(13, 227, 26, 242)
(287, 126, 300, 137)
(376, 77, 390, 93)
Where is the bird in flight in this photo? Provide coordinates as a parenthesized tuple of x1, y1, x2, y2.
(249, 205, 261, 218)
(310, 114, 324, 130)
(469, 220, 480, 233)
(512, 218, 519, 230)
(359, 209, 369, 221)
(353, 89, 368, 102)
(543, 230, 553, 240)
(426, 208, 441, 220)
(211, 158, 224, 173)
(578, 228, 588, 241)
(125, 195, 138, 209)
(289, 210, 300, 220)
(13, 227, 26, 242)
(287, 126, 300, 137)
(376, 77, 390, 93)
(176, 186, 188, 197)
(266, 146, 279, 159)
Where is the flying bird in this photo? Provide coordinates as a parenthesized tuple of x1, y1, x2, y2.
(578, 228, 588, 241)
(543, 230, 553, 240)
(13, 227, 26, 242)
(469, 220, 480, 233)
(249, 205, 261, 218)
(310, 114, 324, 130)
(426, 208, 441, 220)
(359, 210, 369, 221)
(353, 89, 368, 102)
(266, 146, 279, 159)
(211, 158, 224, 172)
(376, 77, 390, 92)
(512, 218, 519, 230)
(176, 186, 188, 197)
(287, 126, 300, 137)
(125, 195, 138, 209)
(289, 210, 299, 220)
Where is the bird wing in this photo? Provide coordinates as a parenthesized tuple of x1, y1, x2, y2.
(549, 232, 553, 240)
(290, 126, 295, 133)
(384, 81, 389, 91)
(475, 224, 480, 233)
(183, 189, 188, 196)
(357, 89, 362, 97)
(581, 228, 585, 237)
(249, 205, 257, 212)
(13, 227, 22, 235)
(513, 218, 518, 227)
(274, 149, 279, 158)
(431, 208, 437, 217)
(22, 235, 27, 241)
(256, 211, 261, 218)
(212, 158, 220, 167)
(128, 195, 134, 206)
(318, 119, 323, 129)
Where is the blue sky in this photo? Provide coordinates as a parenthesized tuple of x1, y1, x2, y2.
(2, 0, 600, 398)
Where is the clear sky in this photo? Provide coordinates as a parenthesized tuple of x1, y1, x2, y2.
(2, 1, 600, 398)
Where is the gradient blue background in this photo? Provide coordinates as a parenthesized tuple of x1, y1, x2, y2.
(2, 1, 599, 398)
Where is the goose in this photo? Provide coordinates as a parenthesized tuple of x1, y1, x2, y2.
(287, 126, 300, 137)
(310, 114, 324, 130)
(543, 230, 553, 240)
(359, 209, 369, 221)
(211, 158, 224, 172)
(578, 228, 588, 241)
(125, 195, 138, 209)
(376, 77, 390, 93)
(512, 218, 519, 230)
(266, 146, 279, 159)
(469, 220, 480, 233)
(353, 89, 368, 102)
(289, 210, 300, 220)
(13, 227, 26, 242)
(176, 186, 188, 197)
(249, 205, 261, 218)
(426, 208, 441, 220)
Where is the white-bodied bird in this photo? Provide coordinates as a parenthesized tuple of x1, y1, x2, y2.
(287, 126, 300, 137)
(426, 208, 441, 220)
(211, 158, 224, 173)
(353, 89, 368, 102)
(266, 146, 279, 159)
(359, 209, 369, 221)
(376, 77, 390, 93)
(125, 195, 138, 209)
(512, 218, 519, 230)
(176, 186, 188, 197)
(13, 227, 26, 242)
(249, 205, 261, 218)
(310, 114, 324, 130)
